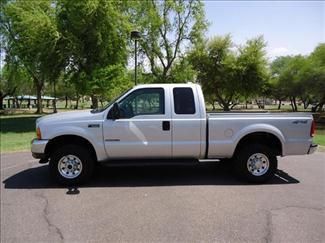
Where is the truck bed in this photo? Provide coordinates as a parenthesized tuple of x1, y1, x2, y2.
(207, 112, 313, 158)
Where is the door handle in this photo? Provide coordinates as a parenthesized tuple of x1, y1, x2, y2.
(162, 121, 170, 131)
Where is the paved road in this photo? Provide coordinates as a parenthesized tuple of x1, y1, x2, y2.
(1, 152, 324, 243)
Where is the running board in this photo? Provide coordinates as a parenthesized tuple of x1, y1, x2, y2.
(100, 158, 221, 167)
(198, 159, 221, 163)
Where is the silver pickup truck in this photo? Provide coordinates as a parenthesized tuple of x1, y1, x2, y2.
(31, 83, 317, 185)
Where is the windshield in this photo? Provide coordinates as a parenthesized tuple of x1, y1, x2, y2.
(91, 88, 132, 113)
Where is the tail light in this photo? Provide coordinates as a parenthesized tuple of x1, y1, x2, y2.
(310, 120, 316, 137)
(36, 127, 42, 139)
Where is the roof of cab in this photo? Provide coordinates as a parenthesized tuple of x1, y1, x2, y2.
(134, 83, 200, 89)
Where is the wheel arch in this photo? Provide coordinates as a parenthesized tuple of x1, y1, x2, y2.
(234, 132, 283, 157)
(45, 135, 98, 162)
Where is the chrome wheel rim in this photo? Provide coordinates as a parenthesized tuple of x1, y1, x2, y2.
(247, 153, 269, 176)
(58, 155, 83, 179)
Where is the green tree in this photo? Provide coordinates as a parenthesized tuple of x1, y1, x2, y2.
(2, 0, 67, 113)
(0, 62, 34, 109)
(131, 0, 207, 83)
(269, 56, 291, 109)
(190, 35, 268, 111)
(56, 0, 130, 108)
(308, 43, 325, 111)
(91, 64, 133, 107)
(236, 36, 268, 107)
(0, 64, 17, 109)
(191, 35, 237, 111)
(271, 55, 309, 111)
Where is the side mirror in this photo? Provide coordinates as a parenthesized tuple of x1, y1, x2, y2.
(107, 103, 120, 119)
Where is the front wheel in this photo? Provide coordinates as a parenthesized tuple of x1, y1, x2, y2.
(49, 145, 94, 185)
(235, 144, 277, 183)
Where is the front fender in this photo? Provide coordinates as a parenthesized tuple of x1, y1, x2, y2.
(43, 125, 107, 161)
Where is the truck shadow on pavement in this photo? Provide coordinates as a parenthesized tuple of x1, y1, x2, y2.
(3, 163, 299, 189)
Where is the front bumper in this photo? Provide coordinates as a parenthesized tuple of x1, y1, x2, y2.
(308, 143, 318, 154)
(31, 139, 49, 159)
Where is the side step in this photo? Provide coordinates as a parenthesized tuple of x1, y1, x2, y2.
(199, 159, 221, 163)
(100, 158, 220, 167)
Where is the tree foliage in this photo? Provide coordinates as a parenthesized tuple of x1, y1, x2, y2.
(0, 0, 324, 114)
(190, 35, 268, 111)
(308, 44, 325, 111)
(270, 45, 325, 112)
(91, 64, 133, 106)
(130, 0, 207, 83)
(56, 0, 130, 108)
(2, 0, 66, 113)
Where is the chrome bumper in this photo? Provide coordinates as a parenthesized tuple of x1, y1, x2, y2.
(31, 139, 49, 159)
(308, 143, 318, 154)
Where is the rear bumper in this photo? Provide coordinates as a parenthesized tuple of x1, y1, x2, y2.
(31, 139, 49, 159)
(308, 143, 318, 154)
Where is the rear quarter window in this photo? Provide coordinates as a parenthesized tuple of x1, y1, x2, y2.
(173, 88, 196, 114)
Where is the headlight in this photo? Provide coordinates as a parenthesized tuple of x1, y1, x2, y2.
(36, 127, 42, 139)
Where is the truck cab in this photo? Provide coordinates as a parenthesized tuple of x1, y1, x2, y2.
(103, 84, 207, 159)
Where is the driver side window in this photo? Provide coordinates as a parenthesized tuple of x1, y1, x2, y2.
(118, 88, 165, 118)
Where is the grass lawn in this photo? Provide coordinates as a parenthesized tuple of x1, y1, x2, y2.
(314, 126, 325, 149)
(0, 115, 40, 152)
(0, 113, 325, 153)
(314, 135, 325, 145)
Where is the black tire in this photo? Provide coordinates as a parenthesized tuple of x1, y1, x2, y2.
(49, 144, 95, 185)
(234, 144, 277, 183)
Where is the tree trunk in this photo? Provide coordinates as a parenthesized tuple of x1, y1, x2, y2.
(65, 95, 68, 109)
(293, 97, 297, 111)
(222, 103, 230, 111)
(19, 97, 23, 108)
(290, 97, 298, 112)
(74, 98, 79, 110)
(91, 95, 98, 109)
(75, 94, 80, 109)
(277, 100, 282, 110)
(14, 97, 18, 108)
(230, 103, 238, 109)
(211, 102, 215, 111)
(215, 93, 231, 112)
(0, 97, 4, 110)
(0, 88, 16, 109)
(303, 100, 309, 109)
(36, 84, 43, 114)
(53, 99, 57, 113)
(317, 102, 324, 112)
(255, 99, 261, 109)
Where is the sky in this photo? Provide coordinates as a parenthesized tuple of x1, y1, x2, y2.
(204, 0, 324, 59)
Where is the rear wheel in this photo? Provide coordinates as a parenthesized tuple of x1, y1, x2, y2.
(49, 145, 94, 185)
(235, 144, 277, 183)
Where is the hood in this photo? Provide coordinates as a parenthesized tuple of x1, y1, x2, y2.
(36, 110, 102, 125)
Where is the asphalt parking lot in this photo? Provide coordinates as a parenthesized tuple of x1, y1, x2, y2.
(1, 152, 324, 242)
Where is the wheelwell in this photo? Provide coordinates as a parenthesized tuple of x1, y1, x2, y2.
(45, 135, 97, 162)
(234, 132, 282, 156)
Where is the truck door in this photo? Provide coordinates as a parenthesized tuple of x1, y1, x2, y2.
(171, 87, 203, 158)
(103, 87, 172, 159)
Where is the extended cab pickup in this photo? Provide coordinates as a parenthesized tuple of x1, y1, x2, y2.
(31, 84, 317, 184)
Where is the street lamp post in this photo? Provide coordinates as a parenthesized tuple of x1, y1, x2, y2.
(131, 30, 141, 85)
